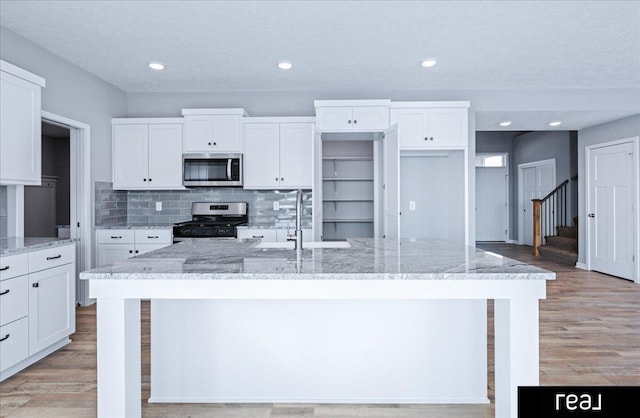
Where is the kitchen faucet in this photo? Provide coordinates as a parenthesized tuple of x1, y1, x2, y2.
(287, 189, 303, 251)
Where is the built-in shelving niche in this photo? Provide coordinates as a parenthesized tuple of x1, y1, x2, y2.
(321, 137, 380, 240)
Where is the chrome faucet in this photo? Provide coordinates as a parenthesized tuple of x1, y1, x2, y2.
(287, 189, 303, 251)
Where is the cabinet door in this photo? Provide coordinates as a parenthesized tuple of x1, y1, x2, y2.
(243, 123, 280, 189)
(134, 243, 169, 256)
(0, 70, 41, 185)
(183, 115, 214, 152)
(113, 124, 149, 189)
(279, 123, 313, 189)
(316, 107, 353, 131)
(148, 124, 183, 189)
(29, 263, 75, 354)
(212, 115, 242, 152)
(427, 108, 468, 148)
(237, 228, 277, 241)
(390, 108, 429, 148)
(97, 244, 134, 267)
(352, 106, 389, 131)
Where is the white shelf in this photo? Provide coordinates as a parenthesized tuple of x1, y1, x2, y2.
(323, 177, 373, 181)
(323, 219, 374, 223)
(322, 156, 373, 161)
(323, 199, 374, 202)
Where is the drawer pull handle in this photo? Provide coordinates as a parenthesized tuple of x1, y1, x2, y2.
(147, 236, 159, 239)
(252, 235, 264, 239)
(46, 255, 62, 260)
(0, 266, 9, 271)
(110, 236, 123, 239)
(0, 334, 9, 342)
(0, 289, 9, 296)
(32, 283, 39, 288)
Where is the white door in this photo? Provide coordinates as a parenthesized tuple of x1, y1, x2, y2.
(589, 141, 635, 280)
(279, 123, 313, 189)
(243, 123, 280, 189)
(389, 108, 427, 148)
(97, 244, 133, 267)
(352, 106, 389, 131)
(317, 107, 353, 131)
(212, 115, 241, 152)
(383, 125, 400, 239)
(312, 128, 323, 241)
(183, 115, 213, 152)
(476, 167, 507, 241)
(112, 124, 148, 189)
(148, 124, 183, 189)
(520, 161, 555, 245)
(427, 108, 467, 147)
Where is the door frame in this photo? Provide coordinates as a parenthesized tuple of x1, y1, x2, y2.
(517, 158, 556, 245)
(41, 111, 92, 304)
(585, 136, 639, 283)
(475, 153, 509, 242)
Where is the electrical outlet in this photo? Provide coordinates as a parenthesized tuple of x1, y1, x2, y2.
(273, 201, 279, 211)
(409, 201, 416, 211)
(156, 201, 162, 211)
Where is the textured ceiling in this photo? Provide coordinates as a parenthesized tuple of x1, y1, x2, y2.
(1, 0, 639, 94)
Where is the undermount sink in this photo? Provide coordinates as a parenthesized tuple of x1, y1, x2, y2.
(255, 241, 352, 249)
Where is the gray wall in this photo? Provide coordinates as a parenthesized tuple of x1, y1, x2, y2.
(42, 135, 70, 225)
(0, 26, 127, 188)
(577, 114, 640, 265)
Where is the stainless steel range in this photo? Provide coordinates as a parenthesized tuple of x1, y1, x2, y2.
(172, 202, 248, 242)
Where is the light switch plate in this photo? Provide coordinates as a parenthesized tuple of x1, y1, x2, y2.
(273, 201, 279, 211)
(156, 201, 162, 211)
(409, 201, 416, 211)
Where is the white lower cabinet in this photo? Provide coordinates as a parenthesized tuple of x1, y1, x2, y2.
(0, 243, 76, 381)
(28, 263, 75, 354)
(237, 228, 312, 242)
(96, 229, 173, 267)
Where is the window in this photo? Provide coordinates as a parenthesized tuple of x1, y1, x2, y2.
(475, 153, 507, 168)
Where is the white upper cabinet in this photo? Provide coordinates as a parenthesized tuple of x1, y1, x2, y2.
(390, 102, 469, 149)
(182, 109, 247, 153)
(112, 118, 183, 190)
(0, 61, 45, 185)
(243, 118, 314, 189)
(314, 100, 390, 132)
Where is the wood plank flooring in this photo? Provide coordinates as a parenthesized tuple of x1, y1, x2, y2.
(1, 243, 638, 417)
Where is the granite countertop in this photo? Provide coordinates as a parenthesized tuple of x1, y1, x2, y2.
(95, 224, 174, 230)
(1, 237, 77, 255)
(238, 225, 312, 230)
(80, 238, 555, 281)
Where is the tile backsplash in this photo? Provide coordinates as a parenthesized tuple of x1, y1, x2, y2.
(95, 183, 312, 229)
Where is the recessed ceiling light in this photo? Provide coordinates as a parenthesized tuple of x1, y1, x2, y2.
(278, 61, 293, 70)
(548, 121, 562, 127)
(499, 121, 512, 127)
(421, 59, 437, 68)
(148, 62, 165, 71)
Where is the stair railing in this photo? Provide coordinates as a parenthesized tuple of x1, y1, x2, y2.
(532, 179, 569, 256)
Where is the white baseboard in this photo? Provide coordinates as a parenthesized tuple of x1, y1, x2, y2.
(575, 262, 588, 270)
(506, 240, 518, 244)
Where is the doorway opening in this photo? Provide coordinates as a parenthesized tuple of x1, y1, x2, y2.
(476, 153, 509, 242)
(518, 159, 556, 246)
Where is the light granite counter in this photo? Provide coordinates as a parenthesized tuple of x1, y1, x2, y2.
(80, 238, 554, 280)
(1, 237, 78, 255)
(94, 224, 173, 230)
(81, 238, 554, 418)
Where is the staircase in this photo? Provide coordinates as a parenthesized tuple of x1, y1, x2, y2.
(537, 217, 578, 265)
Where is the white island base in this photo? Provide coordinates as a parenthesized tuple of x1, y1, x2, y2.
(150, 299, 488, 404)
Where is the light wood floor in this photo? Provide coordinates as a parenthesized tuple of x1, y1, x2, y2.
(1, 244, 638, 417)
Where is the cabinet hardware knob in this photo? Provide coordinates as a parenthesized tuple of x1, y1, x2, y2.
(354, 120, 357, 124)
(149, 178, 152, 181)
(588, 213, 595, 218)
(253, 235, 264, 239)
(32, 283, 39, 288)
(0, 334, 9, 342)
(208, 142, 212, 146)
(213, 142, 217, 146)
(0, 289, 10, 296)
(275, 177, 278, 181)
(281, 178, 284, 181)
(46, 254, 62, 260)
(430, 137, 434, 141)
(348, 120, 352, 124)
(143, 178, 147, 181)
(135, 250, 139, 254)
(0, 266, 9, 271)
(111, 236, 122, 239)
(424, 137, 428, 141)
(129, 250, 133, 254)
(148, 236, 159, 239)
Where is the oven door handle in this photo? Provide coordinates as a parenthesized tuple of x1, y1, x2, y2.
(226, 159, 232, 180)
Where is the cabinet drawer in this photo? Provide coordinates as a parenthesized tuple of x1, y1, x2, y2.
(0, 253, 29, 281)
(0, 276, 28, 326)
(134, 229, 172, 244)
(96, 229, 135, 244)
(236, 229, 277, 241)
(28, 244, 75, 273)
(0, 317, 29, 372)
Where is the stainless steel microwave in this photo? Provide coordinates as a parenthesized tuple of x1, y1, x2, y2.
(183, 153, 243, 187)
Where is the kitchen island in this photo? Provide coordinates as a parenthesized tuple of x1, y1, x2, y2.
(80, 238, 554, 418)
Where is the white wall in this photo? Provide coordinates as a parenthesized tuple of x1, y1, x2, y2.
(0, 26, 127, 184)
(577, 114, 640, 266)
